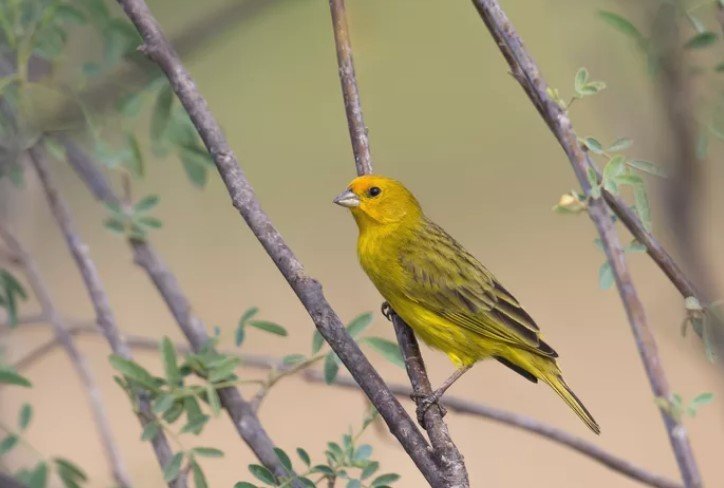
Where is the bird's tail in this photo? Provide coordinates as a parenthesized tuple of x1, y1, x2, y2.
(544, 373, 601, 435)
(507, 348, 600, 434)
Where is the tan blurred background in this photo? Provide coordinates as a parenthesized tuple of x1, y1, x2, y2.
(2, 0, 723, 486)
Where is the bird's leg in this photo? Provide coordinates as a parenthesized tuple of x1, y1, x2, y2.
(412, 365, 473, 420)
(381, 301, 393, 321)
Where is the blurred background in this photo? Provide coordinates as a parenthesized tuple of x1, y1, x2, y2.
(1, 0, 723, 486)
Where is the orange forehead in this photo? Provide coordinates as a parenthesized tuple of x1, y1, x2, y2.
(347, 175, 398, 194)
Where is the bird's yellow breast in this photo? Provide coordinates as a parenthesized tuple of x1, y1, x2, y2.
(357, 224, 495, 366)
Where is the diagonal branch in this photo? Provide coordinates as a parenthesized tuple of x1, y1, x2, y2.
(9, 323, 683, 488)
(327, 1, 468, 486)
(59, 143, 297, 485)
(26, 144, 184, 488)
(109, 0, 445, 485)
(469, 1, 702, 487)
(0, 223, 133, 488)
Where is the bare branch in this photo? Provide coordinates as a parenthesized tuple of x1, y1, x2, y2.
(469, 1, 701, 486)
(26, 144, 183, 488)
(391, 316, 468, 487)
(96, 0, 447, 484)
(329, 0, 373, 176)
(0, 223, 133, 488)
(10, 324, 683, 488)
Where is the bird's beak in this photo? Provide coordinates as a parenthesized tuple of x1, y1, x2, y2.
(333, 189, 360, 208)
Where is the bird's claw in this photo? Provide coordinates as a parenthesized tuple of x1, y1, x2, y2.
(410, 391, 447, 426)
(381, 301, 393, 321)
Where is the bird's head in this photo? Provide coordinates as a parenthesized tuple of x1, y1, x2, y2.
(333, 175, 422, 228)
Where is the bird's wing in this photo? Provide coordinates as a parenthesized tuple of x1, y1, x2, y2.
(398, 220, 557, 357)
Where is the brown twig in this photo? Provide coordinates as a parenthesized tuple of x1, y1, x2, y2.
(8, 325, 682, 488)
(327, 1, 468, 485)
(328, 0, 373, 176)
(0, 223, 133, 488)
(469, 1, 702, 487)
(26, 144, 183, 488)
(110, 0, 445, 485)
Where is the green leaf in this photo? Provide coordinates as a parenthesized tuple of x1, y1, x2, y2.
(362, 337, 405, 368)
(137, 216, 163, 229)
(296, 447, 311, 466)
(353, 444, 372, 462)
(234, 324, 245, 347)
(133, 195, 160, 213)
(141, 422, 160, 441)
(152, 394, 176, 415)
(347, 480, 361, 488)
(239, 307, 259, 326)
(179, 144, 212, 188)
(274, 447, 292, 471)
(299, 478, 317, 488)
(633, 183, 652, 231)
(0, 435, 18, 455)
(163, 452, 184, 482)
(311, 465, 335, 476)
(27, 462, 48, 488)
(125, 133, 144, 177)
(0, 368, 31, 387)
(371, 474, 400, 486)
(109, 355, 159, 390)
(282, 354, 306, 366)
(607, 138, 632, 152)
(312, 330, 325, 354)
(18, 403, 32, 430)
(248, 464, 276, 485)
(324, 352, 340, 384)
(163, 401, 185, 424)
(151, 85, 174, 143)
(361, 461, 380, 480)
(685, 31, 717, 49)
(598, 261, 614, 290)
(53, 458, 87, 482)
(598, 11, 645, 45)
(161, 337, 181, 386)
(627, 159, 667, 178)
(690, 392, 714, 409)
(191, 461, 208, 488)
(104, 218, 126, 235)
(602, 155, 626, 193)
(206, 383, 221, 415)
(180, 414, 209, 435)
(192, 447, 224, 458)
(715, 62, 724, 72)
(584, 166, 601, 199)
(234, 483, 257, 488)
(574, 68, 589, 94)
(582, 137, 604, 154)
(248, 320, 288, 336)
(346, 312, 373, 337)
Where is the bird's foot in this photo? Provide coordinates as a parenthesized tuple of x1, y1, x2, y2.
(381, 301, 393, 322)
(410, 389, 447, 426)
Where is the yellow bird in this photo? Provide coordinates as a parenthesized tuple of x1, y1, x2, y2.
(334, 174, 600, 434)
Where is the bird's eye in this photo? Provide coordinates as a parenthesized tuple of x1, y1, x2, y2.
(368, 187, 381, 197)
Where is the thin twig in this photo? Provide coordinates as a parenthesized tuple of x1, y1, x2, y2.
(0, 223, 133, 488)
(469, 1, 701, 486)
(327, 1, 469, 486)
(110, 0, 445, 485)
(8, 325, 682, 488)
(26, 144, 183, 488)
(328, 0, 373, 176)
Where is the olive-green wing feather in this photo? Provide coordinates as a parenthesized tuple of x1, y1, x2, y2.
(398, 220, 556, 357)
